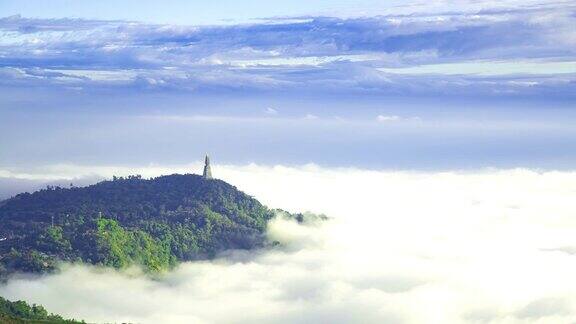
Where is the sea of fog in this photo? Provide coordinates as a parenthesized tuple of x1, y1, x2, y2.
(2, 164, 576, 323)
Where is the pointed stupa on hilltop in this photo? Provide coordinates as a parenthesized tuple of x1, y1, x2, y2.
(203, 154, 213, 179)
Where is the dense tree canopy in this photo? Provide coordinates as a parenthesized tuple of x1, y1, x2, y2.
(0, 174, 280, 277)
(0, 296, 84, 323)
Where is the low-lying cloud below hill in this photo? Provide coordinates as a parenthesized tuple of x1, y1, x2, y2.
(1, 165, 576, 323)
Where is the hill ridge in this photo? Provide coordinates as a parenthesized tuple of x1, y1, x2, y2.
(0, 174, 277, 278)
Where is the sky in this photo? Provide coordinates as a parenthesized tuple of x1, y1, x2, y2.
(0, 0, 538, 25)
(1, 2, 576, 323)
(0, 0, 575, 171)
(0, 0, 390, 25)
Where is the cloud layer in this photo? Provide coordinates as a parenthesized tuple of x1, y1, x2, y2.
(2, 165, 576, 323)
(1, 0, 575, 98)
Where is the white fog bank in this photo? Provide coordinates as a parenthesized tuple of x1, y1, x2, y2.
(2, 165, 576, 323)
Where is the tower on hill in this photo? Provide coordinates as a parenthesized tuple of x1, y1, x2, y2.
(203, 154, 213, 179)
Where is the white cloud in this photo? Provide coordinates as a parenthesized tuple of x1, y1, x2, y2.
(376, 115, 401, 122)
(0, 6, 575, 98)
(2, 164, 576, 323)
(264, 107, 278, 115)
(377, 61, 576, 76)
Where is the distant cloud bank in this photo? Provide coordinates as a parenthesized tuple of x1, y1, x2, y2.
(0, 0, 575, 98)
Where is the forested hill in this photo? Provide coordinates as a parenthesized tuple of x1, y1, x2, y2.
(0, 296, 84, 324)
(0, 174, 278, 278)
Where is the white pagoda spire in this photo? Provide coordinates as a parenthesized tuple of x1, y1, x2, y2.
(203, 154, 213, 179)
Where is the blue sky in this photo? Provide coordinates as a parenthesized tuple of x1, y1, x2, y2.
(0, 0, 394, 24)
(0, 0, 575, 171)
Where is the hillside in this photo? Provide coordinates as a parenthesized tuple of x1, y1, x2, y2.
(0, 296, 84, 323)
(0, 174, 278, 277)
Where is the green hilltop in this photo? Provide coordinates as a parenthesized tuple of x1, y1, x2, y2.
(0, 296, 84, 324)
(0, 174, 286, 277)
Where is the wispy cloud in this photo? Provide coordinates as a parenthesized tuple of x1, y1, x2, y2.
(376, 115, 401, 122)
(264, 107, 278, 115)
